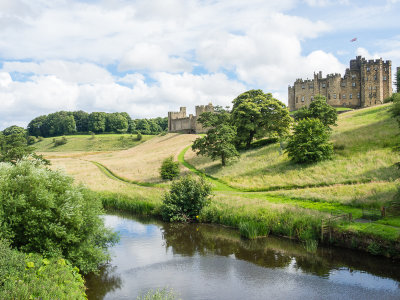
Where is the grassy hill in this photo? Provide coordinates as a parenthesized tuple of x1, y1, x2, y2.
(34, 133, 153, 152)
(40, 104, 400, 257)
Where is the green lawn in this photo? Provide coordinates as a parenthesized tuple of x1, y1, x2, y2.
(34, 133, 154, 152)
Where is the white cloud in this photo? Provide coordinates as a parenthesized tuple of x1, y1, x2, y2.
(2, 61, 114, 84)
(119, 43, 192, 73)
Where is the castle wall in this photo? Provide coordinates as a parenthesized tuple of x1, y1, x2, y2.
(168, 103, 214, 133)
(288, 56, 392, 111)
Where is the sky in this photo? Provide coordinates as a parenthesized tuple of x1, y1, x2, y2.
(0, 0, 400, 130)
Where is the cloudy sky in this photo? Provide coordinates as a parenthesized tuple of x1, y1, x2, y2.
(0, 0, 400, 129)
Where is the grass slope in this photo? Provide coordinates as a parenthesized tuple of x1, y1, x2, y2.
(34, 133, 153, 152)
(185, 104, 400, 191)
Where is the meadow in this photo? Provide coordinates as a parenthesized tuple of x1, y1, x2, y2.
(39, 104, 400, 257)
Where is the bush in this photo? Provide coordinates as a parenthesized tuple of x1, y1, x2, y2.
(160, 156, 180, 180)
(137, 132, 143, 141)
(0, 160, 118, 274)
(27, 136, 37, 145)
(53, 136, 68, 147)
(161, 176, 212, 222)
(0, 239, 86, 299)
(285, 118, 333, 163)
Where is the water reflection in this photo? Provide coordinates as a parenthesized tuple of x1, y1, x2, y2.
(85, 213, 400, 299)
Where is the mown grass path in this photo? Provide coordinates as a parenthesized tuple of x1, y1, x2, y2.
(90, 160, 166, 188)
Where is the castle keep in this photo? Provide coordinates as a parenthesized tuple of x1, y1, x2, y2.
(168, 103, 214, 133)
(288, 56, 392, 111)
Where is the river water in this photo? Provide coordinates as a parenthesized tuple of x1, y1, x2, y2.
(85, 213, 400, 300)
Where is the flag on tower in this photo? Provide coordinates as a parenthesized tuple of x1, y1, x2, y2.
(350, 37, 357, 42)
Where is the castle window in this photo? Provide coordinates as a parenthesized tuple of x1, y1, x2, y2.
(343, 94, 346, 99)
(341, 82, 346, 87)
(374, 66, 377, 70)
(328, 94, 331, 99)
(352, 82, 356, 87)
(296, 97, 298, 103)
(373, 86, 376, 90)
(302, 85, 305, 89)
(374, 75, 377, 80)
(383, 76, 387, 81)
(333, 94, 337, 99)
(350, 94, 353, 99)
(301, 96, 305, 102)
(322, 83, 326, 88)
(357, 93, 360, 98)
(367, 67, 370, 72)
(351, 74, 356, 79)
(309, 85, 313, 89)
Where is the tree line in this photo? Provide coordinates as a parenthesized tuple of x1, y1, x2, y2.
(27, 110, 168, 137)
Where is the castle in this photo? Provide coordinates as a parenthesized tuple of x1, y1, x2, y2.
(168, 103, 214, 133)
(288, 56, 392, 111)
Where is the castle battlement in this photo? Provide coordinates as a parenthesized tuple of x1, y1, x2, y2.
(288, 56, 392, 111)
(168, 103, 214, 134)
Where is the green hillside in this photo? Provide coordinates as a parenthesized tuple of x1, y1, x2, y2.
(186, 104, 399, 191)
(34, 134, 154, 152)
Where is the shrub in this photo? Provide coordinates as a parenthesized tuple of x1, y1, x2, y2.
(0, 239, 86, 299)
(37, 136, 44, 142)
(137, 132, 143, 141)
(285, 118, 333, 163)
(160, 156, 180, 180)
(0, 160, 118, 274)
(27, 136, 37, 145)
(161, 176, 212, 222)
(53, 136, 68, 147)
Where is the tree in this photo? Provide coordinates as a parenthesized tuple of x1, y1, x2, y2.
(3, 125, 26, 137)
(41, 112, 76, 137)
(106, 113, 129, 133)
(73, 111, 89, 132)
(88, 112, 107, 133)
(27, 115, 47, 137)
(395, 68, 400, 93)
(293, 95, 337, 129)
(148, 119, 162, 134)
(192, 107, 239, 166)
(161, 175, 212, 222)
(160, 156, 180, 180)
(0, 160, 118, 274)
(0, 132, 33, 164)
(231, 90, 291, 148)
(135, 119, 151, 135)
(285, 118, 333, 163)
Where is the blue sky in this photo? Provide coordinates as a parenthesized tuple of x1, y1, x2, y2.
(0, 0, 399, 129)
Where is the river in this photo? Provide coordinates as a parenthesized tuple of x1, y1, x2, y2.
(85, 213, 400, 300)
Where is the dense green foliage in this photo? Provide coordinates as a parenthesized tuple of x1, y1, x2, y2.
(0, 160, 118, 274)
(396, 68, 400, 93)
(161, 176, 212, 222)
(231, 89, 291, 148)
(192, 107, 239, 166)
(160, 156, 180, 180)
(27, 110, 168, 137)
(0, 132, 33, 163)
(286, 118, 333, 163)
(0, 240, 86, 299)
(389, 93, 400, 125)
(293, 95, 337, 128)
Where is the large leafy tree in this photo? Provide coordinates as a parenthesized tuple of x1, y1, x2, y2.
(135, 119, 151, 135)
(41, 111, 76, 137)
(88, 112, 107, 133)
(192, 107, 239, 166)
(73, 110, 90, 132)
(106, 113, 129, 133)
(285, 118, 333, 164)
(293, 95, 337, 129)
(0, 132, 32, 164)
(27, 115, 47, 137)
(231, 90, 291, 148)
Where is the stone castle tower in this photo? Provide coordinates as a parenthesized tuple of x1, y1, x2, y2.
(168, 103, 214, 133)
(288, 56, 392, 111)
